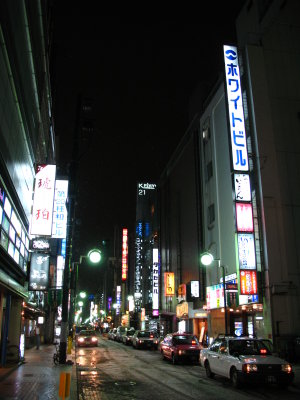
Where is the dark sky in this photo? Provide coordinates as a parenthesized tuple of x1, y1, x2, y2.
(51, 4, 246, 260)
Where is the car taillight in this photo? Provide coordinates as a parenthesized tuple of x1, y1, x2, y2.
(260, 349, 267, 354)
(192, 340, 196, 344)
(150, 335, 153, 338)
(282, 364, 292, 373)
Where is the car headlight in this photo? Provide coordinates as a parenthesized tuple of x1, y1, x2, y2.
(282, 364, 292, 373)
(78, 338, 84, 342)
(243, 363, 258, 373)
(91, 337, 97, 342)
(178, 350, 186, 355)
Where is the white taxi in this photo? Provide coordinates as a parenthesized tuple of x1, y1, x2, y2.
(200, 336, 294, 388)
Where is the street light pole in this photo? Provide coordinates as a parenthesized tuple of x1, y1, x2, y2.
(219, 265, 228, 335)
(200, 252, 228, 335)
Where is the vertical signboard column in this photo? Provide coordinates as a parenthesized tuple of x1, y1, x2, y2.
(223, 45, 258, 305)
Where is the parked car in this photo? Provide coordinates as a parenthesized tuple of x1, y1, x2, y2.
(122, 328, 135, 345)
(107, 328, 117, 340)
(76, 330, 98, 347)
(200, 335, 294, 388)
(160, 332, 202, 364)
(115, 326, 127, 342)
(132, 330, 159, 349)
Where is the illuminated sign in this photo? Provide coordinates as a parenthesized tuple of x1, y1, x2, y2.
(135, 221, 143, 301)
(206, 284, 225, 310)
(116, 285, 121, 315)
(30, 164, 56, 236)
(56, 255, 65, 288)
(164, 272, 175, 296)
(236, 203, 253, 232)
(52, 180, 68, 239)
(29, 253, 50, 291)
(238, 233, 256, 269)
(122, 228, 128, 281)
(152, 248, 159, 310)
(240, 270, 257, 295)
(224, 45, 249, 171)
(138, 182, 156, 196)
(190, 281, 199, 298)
(234, 174, 251, 201)
(30, 238, 50, 251)
(176, 301, 189, 318)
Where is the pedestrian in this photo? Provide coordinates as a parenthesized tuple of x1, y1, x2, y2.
(35, 325, 40, 349)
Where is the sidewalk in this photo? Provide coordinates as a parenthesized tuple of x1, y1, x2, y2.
(0, 344, 77, 399)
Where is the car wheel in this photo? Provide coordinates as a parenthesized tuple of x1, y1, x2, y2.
(205, 361, 215, 378)
(231, 368, 240, 388)
(172, 353, 177, 365)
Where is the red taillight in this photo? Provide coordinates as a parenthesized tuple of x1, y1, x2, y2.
(192, 340, 196, 344)
(150, 335, 153, 338)
(260, 349, 267, 354)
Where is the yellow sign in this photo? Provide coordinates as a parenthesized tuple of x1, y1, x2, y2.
(164, 272, 175, 296)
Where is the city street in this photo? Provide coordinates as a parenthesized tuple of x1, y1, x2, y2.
(76, 335, 300, 400)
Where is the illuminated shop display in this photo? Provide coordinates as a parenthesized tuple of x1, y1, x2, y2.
(224, 45, 257, 299)
(30, 164, 56, 236)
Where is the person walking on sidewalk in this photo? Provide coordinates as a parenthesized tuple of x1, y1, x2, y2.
(34, 325, 40, 349)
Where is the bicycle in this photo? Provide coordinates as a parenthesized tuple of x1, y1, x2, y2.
(53, 342, 60, 365)
(6, 344, 21, 364)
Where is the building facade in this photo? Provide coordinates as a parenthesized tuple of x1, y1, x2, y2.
(0, 0, 55, 364)
(157, 0, 300, 358)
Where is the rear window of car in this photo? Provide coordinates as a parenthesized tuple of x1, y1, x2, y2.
(229, 339, 271, 356)
(173, 335, 199, 345)
(138, 331, 156, 338)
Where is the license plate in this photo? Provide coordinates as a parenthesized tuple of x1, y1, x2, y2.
(267, 375, 276, 383)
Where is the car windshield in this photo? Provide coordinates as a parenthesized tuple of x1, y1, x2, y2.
(229, 339, 271, 356)
(173, 335, 199, 345)
(80, 330, 95, 336)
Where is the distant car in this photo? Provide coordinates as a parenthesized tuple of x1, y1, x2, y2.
(132, 330, 159, 349)
(76, 330, 98, 347)
(115, 326, 127, 342)
(160, 332, 202, 364)
(122, 328, 135, 345)
(200, 336, 294, 388)
(108, 328, 117, 340)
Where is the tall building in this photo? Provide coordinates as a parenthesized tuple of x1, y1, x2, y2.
(0, 0, 55, 363)
(134, 182, 159, 330)
(158, 0, 300, 358)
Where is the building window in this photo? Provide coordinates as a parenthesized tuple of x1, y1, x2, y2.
(208, 204, 215, 226)
(206, 161, 213, 181)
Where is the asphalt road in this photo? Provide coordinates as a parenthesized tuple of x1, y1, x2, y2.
(76, 335, 300, 400)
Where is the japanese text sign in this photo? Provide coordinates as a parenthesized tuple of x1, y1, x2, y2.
(224, 45, 249, 171)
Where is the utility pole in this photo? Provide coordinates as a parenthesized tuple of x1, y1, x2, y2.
(59, 95, 95, 363)
(59, 96, 81, 363)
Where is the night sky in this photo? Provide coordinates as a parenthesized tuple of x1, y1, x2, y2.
(51, 3, 246, 269)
